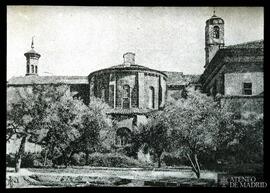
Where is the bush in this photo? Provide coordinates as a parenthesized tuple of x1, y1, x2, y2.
(69, 152, 150, 167)
(222, 163, 263, 174)
(6, 152, 53, 168)
(70, 152, 86, 166)
(115, 145, 136, 158)
(22, 152, 49, 168)
(161, 153, 189, 167)
(88, 153, 148, 167)
(6, 153, 16, 167)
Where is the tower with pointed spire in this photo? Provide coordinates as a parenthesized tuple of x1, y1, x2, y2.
(205, 9, 225, 67)
(24, 37, 41, 76)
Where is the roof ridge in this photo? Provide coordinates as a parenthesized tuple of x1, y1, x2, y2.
(227, 39, 264, 48)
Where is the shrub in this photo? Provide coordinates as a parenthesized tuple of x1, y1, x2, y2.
(21, 152, 47, 168)
(115, 145, 136, 158)
(6, 152, 53, 168)
(222, 163, 263, 174)
(86, 152, 150, 167)
(161, 153, 189, 167)
(6, 153, 16, 167)
(70, 152, 86, 166)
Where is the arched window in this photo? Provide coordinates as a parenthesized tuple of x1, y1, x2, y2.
(122, 84, 130, 109)
(35, 66, 38, 74)
(31, 65, 34, 73)
(27, 65, 30, 74)
(213, 26, 220, 39)
(115, 128, 131, 146)
(149, 86, 155, 109)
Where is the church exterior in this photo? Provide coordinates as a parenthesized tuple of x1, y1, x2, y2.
(200, 13, 264, 113)
(7, 13, 263, 153)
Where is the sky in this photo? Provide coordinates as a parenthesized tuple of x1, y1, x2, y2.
(7, 6, 264, 80)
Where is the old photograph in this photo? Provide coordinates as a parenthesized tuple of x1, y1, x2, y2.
(6, 6, 264, 188)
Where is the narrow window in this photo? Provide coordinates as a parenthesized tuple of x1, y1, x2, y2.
(213, 26, 220, 39)
(122, 85, 130, 109)
(27, 65, 30, 74)
(35, 66, 38, 74)
(31, 65, 34, 73)
(243, 83, 252, 95)
(149, 86, 155, 109)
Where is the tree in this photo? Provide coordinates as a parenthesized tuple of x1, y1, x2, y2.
(237, 112, 263, 164)
(40, 90, 87, 167)
(164, 87, 235, 178)
(75, 97, 112, 165)
(218, 111, 263, 169)
(135, 111, 172, 168)
(40, 96, 112, 167)
(7, 84, 70, 172)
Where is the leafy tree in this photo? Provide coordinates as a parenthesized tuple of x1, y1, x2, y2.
(135, 111, 172, 168)
(40, 91, 87, 167)
(164, 87, 235, 178)
(237, 112, 263, 164)
(40, 96, 112, 167)
(74, 97, 112, 165)
(7, 84, 70, 172)
(218, 112, 263, 168)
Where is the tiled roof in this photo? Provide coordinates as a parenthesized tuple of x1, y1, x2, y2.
(7, 75, 88, 85)
(109, 64, 152, 70)
(224, 62, 263, 73)
(24, 49, 41, 56)
(89, 64, 168, 77)
(163, 71, 200, 86)
(225, 40, 264, 49)
(200, 39, 264, 87)
(7, 72, 201, 87)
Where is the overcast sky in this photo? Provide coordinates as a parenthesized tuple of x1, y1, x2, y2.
(7, 6, 264, 80)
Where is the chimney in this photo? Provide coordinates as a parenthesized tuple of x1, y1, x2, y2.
(123, 52, 135, 66)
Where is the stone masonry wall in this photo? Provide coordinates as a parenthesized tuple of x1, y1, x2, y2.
(143, 73, 160, 110)
(224, 72, 263, 96)
(221, 95, 263, 114)
(115, 72, 137, 108)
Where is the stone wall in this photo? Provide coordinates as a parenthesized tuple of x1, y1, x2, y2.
(93, 73, 110, 103)
(116, 72, 137, 108)
(224, 72, 263, 96)
(221, 95, 264, 114)
(138, 73, 145, 108)
(159, 76, 167, 107)
(90, 71, 166, 111)
(143, 73, 160, 110)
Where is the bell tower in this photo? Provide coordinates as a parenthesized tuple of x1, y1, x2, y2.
(24, 37, 41, 76)
(205, 10, 225, 67)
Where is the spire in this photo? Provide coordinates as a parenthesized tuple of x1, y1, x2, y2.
(213, 7, 216, 17)
(31, 36, 35, 49)
(25, 36, 40, 76)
